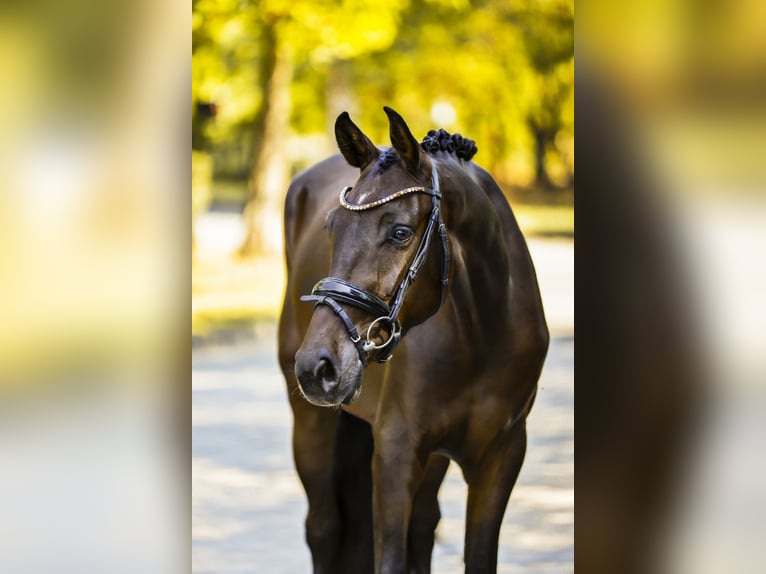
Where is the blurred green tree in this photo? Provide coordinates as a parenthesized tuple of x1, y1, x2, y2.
(192, 0, 574, 258)
(512, 0, 574, 188)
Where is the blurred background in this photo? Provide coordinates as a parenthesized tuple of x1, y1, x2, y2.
(191, 0, 574, 336)
(576, 1, 766, 573)
(0, 1, 188, 573)
(0, 0, 764, 572)
(192, 1, 574, 572)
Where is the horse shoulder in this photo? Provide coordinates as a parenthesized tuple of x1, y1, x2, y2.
(466, 163, 550, 360)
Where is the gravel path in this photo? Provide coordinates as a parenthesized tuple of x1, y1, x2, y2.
(192, 239, 573, 573)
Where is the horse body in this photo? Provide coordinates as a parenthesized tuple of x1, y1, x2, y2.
(278, 109, 548, 574)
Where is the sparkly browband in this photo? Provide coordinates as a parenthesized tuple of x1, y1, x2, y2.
(339, 184, 440, 211)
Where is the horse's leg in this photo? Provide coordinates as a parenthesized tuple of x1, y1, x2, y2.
(372, 421, 424, 574)
(463, 422, 527, 574)
(281, 301, 342, 573)
(407, 454, 450, 574)
(334, 411, 375, 574)
(290, 399, 343, 574)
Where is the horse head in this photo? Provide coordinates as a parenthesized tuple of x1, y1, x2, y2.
(294, 107, 450, 407)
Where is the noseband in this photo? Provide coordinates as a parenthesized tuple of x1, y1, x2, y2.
(300, 164, 449, 365)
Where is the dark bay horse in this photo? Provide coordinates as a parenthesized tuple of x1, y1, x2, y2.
(278, 107, 548, 574)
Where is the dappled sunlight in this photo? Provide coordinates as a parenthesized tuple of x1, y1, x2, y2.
(190, 2, 575, 385)
(193, 459, 304, 513)
(193, 402, 290, 428)
(527, 239, 574, 336)
(193, 327, 574, 573)
(193, 0, 574, 261)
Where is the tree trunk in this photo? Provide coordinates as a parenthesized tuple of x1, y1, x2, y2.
(532, 124, 555, 190)
(239, 24, 292, 258)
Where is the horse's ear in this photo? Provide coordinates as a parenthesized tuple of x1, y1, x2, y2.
(384, 106, 421, 174)
(335, 112, 380, 170)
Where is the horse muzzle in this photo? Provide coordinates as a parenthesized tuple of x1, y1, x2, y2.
(294, 344, 363, 407)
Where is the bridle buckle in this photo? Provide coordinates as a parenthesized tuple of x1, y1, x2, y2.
(362, 316, 401, 355)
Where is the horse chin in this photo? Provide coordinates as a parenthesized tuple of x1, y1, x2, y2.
(335, 357, 364, 406)
(341, 374, 364, 405)
(327, 343, 364, 406)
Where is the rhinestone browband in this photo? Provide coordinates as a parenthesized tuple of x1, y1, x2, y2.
(339, 185, 436, 211)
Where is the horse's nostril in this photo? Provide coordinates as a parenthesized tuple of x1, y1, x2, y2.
(314, 357, 337, 392)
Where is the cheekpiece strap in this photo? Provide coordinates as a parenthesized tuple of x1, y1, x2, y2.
(301, 163, 448, 365)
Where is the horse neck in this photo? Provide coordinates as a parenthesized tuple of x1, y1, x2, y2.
(441, 167, 514, 343)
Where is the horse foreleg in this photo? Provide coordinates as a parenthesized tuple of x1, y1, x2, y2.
(407, 454, 450, 574)
(334, 411, 375, 574)
(372, 421, 424, 574)
(291, 399, 342, 574)
(463, 422, 527, 574)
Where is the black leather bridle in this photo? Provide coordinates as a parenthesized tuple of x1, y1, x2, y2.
(300, 164, 450, 365)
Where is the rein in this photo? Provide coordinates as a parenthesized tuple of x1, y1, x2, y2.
(300, 164, 449, 365)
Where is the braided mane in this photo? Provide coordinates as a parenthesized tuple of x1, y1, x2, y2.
(420, 129, 478, 161)
(374, 128, 478, 174)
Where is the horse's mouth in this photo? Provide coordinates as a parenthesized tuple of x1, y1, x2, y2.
(298, 380, 361, 407)
(341, 379, 363, 405)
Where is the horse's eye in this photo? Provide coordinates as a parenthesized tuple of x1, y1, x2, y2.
(390, 226, 414, 244)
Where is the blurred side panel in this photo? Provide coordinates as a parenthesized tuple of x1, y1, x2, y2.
(0, 0, 189, 571)
(577, 1, 766, 572)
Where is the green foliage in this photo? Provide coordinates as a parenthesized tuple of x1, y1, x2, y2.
(192, 0, 574, 188)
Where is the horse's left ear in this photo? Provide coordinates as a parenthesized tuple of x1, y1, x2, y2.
(384, 106, 422, 174)
(335, 111, 380, 170)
